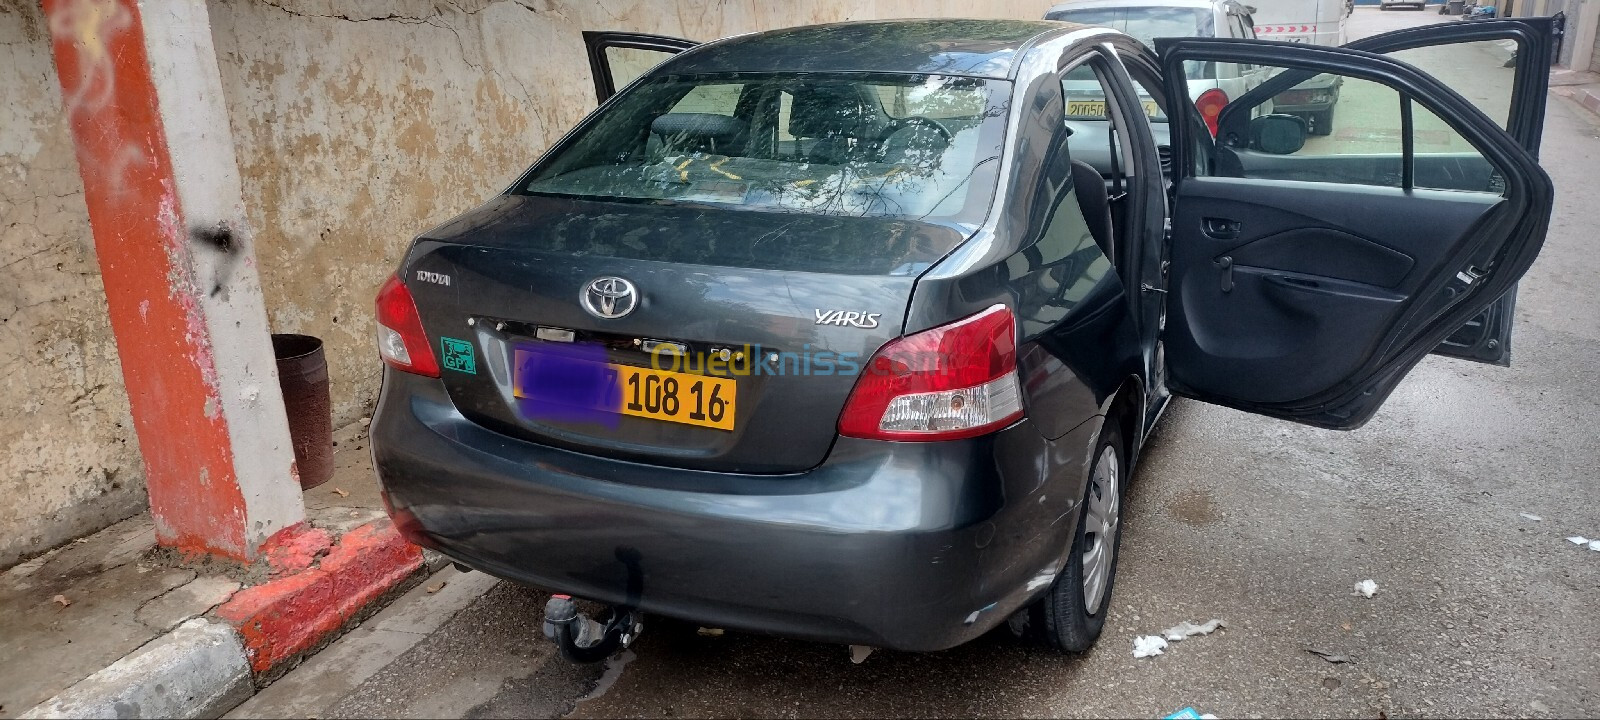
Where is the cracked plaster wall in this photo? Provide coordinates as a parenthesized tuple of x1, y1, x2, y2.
(0, 0, 1050, 569)
(0, 0, 147, 570)
(205, 0, 1050, 431)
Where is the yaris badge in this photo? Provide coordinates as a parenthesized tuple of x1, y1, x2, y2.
(581, 276, 638, 319)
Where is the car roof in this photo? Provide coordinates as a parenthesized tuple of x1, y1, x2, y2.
(655, 19, 1084, 80)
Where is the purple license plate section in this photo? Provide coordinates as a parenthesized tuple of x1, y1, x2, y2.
(513, 342, 622, 426)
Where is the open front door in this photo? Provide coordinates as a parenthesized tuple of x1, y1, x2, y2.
(1344, 18, 1552, 364)
(582, 31, 698, 105)
(1155, 35, 1553, 429)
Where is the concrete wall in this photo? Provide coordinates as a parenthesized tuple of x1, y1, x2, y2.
(206, 0, 1051, 432)
(0, 0, 147, 569)
(1, 0, 1050, 568)
(1590, 0, 1600, 71)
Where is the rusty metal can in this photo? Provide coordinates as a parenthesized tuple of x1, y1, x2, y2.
(272, 334, 333, 490)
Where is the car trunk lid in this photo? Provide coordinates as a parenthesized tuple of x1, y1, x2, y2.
(402, 194, 975, 473)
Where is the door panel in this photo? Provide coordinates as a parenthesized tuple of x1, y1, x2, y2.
(1167, 177, 1498, 404)
(1156, 37, 1553, 428)
(1345, 18, 1552, 364)
(582, 31, 698, 105)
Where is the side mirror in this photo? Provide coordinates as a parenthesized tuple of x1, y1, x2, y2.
(1248, 114, 1308, 155)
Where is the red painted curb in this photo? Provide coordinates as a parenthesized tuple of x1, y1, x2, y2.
(215, 519, 423, 674)
(260, 523, 333, 575)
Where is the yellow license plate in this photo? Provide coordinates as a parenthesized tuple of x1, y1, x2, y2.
(617, 364, 737, 431)
(1067, 100, 1161, 117)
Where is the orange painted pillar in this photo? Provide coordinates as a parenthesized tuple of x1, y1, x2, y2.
(43, 0, 304, 561)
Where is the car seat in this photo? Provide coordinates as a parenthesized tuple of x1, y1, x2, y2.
(788, 84, 884, 165)
(1070, 159, 1114, 264)
(651, 113, 750, 155)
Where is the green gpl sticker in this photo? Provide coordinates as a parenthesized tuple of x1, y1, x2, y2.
(440, 336, 476, 374)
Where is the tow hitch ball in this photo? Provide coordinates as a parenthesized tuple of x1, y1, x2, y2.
(541, 594, 641, 664)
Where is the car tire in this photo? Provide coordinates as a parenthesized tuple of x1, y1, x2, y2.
(1017, 423, 1127, 654)
(1310, 108, 1335, 136)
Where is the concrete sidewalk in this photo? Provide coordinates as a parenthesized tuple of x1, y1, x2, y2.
(3, 422, 433, 719)
(1550, 69, 1600, 118)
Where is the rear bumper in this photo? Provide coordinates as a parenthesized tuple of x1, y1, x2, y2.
(1274, 78, 1342, 115)
(1276, 101, 1336, 114)
(372, 370, 1097, 651)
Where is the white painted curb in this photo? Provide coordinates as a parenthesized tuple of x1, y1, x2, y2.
(21, 618, 253, 720)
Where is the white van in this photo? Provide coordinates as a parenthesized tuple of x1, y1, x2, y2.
(1249, 0, 1351, 46)
(1249, 0, 1351, 134)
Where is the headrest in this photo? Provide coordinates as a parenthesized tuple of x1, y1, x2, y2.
(651, 113, 749, 154)
(788, 84, 878, 139)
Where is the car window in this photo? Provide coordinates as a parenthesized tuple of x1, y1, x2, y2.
(669, 84, 742, 116)
(520, 73, 1009, 222)
(1058, 56, 1141, 189)
(1191, 63, 1502, 194)
(1063, 63, 1166, 122)
(872, 84, 989, 119)
(1225, 15, 1258, 72)
(1384, 41, 1515, 129)
(601, 46, 672, 93)
(1227, 13, 1251, 39)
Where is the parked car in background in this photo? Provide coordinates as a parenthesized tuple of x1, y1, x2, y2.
(1252, 0, 1350, 44)
(1046, 0, 1271, 134)
(1382, 0, 1430, 10)
(373, 18, 1554, 662)
(1251, 0, 1351, 133)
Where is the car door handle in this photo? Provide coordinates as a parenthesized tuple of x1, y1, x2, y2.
(1265, 274, 1321, 291)
(1202, 217, 1241, 240)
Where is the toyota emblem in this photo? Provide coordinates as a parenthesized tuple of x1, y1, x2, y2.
(581, 276, 638, 319)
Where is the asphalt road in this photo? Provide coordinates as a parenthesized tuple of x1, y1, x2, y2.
(232, 9, 1600, 719)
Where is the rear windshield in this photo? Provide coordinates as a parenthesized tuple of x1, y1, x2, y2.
(518, 73, 1009, 224)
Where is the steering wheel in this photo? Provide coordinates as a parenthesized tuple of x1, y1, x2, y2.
(876, 116, 954, 154)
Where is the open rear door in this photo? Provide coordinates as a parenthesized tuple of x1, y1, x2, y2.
(582, 31, 698, 104)
(1155, 35, 1553, 429)
(1346, 18, 1553, 364)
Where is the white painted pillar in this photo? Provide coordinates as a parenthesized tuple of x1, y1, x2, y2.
(45, 0, 304, 561)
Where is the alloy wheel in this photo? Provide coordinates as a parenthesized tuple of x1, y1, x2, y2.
(1080, 444, 1120, 615)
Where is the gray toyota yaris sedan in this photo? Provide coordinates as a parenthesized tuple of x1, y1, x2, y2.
(372, 18, 1553, 657)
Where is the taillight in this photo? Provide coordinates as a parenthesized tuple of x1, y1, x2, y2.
(1194, 88, 1229, 137)
(839, 304, 1023, 441)
(375, 274, 440, 377)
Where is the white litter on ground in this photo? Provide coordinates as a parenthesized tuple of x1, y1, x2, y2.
(1590, 540, 1600, 552)
(1164, 618, 1226, 641)
(1355, 579, 1379, 598)
(1520, 512, 1543, 521)
(1133, 635, 1169, 658)
(1567, 536, 1590, 545)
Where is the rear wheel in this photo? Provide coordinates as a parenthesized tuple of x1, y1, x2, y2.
(1019, 424, 1126, 653)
